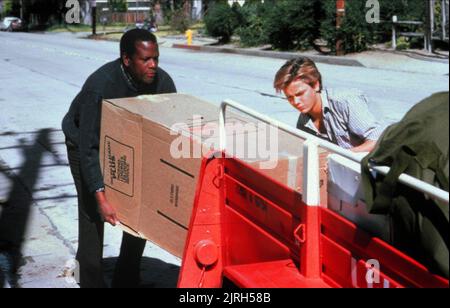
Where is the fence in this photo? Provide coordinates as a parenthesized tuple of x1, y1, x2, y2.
(390, 0, 449, 53)
(390, 16, 426, 50)
(99, 12, 151, 24)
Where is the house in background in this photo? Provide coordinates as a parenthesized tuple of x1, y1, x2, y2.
(94, 0, 205, 24)
(95, 0, 152, 24)
(0, 0, 207, 24)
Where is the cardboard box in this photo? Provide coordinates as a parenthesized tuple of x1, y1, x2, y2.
(250, 153, 329, 204)
(100, 94, 328, 257)
(327, 154, 390, 241)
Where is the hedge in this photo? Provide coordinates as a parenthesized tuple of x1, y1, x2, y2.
(205, 0, 428, 54)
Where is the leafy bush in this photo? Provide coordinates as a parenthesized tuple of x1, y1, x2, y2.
(320, 0, 378, 54)
(378, 0, 425, 21)
(109, 0, 127, 13)
(376, 0, 426, 42)
(204, 2, 239, 43)
(1, 0, 21, 18)
(235, 2, 268, 47)
(170, 8, 191, 33)
(262, 0, 322, 51)
(395, 36, 411, 50)
(1, 0, 13, 17)
(204, 0, 428, 54)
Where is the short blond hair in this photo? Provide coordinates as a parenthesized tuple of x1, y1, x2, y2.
(274, 57, 323, 93)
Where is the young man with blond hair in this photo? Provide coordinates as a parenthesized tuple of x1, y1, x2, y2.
(274, 57, 383, 152)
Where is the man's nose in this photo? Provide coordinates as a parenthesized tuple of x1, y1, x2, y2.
(148, 59, 157, 68)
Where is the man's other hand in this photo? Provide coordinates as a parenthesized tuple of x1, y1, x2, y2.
(95, 191, 119, 226)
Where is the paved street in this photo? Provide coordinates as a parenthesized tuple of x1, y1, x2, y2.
(0, 31, 448, 288)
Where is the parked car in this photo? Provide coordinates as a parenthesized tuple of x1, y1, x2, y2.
(0, 17, 24, 32)
(135, 18, 158, 33)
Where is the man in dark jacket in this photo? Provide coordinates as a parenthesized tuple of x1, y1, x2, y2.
(62, 29, 176, 288)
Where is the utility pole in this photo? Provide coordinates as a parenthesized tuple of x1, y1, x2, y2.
(336, 0, 346, 56)
(90, 0, 97, 35)
(184, 0, 191, 19)
(441, 0, 447, 41)
(425, 0, 434, 53)
(20, 0, 23, 20)
(135, 0, 138, 23)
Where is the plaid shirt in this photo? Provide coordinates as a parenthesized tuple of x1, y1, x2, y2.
(297, 88, 384, 149)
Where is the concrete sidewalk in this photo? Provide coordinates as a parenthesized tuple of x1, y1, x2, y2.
(160, 34, 449, 76)
(48, 31, 449, 75)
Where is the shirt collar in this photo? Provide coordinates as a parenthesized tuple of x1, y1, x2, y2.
(321, 89, 331, 114)
(120, 61, 138, 92)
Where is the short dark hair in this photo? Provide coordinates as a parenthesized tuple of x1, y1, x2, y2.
(274, 57, 323, 93)
(120, 29, 158, 59)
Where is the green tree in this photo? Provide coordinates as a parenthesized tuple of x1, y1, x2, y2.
(378, 0, 425, 21)
(377, 0, 426, 42)
(320, 0, 378, 54)
(235, 0, 270, 47)
(109, 0, 127, 13)
(2, 0, 13, 17)
(204, 1, 239, 43)
(263, 0, 321, 51)
(170, 7, 191, 32)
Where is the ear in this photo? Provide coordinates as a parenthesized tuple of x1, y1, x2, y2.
(122, 53, 131, 68)
(312, 81, 321, 92)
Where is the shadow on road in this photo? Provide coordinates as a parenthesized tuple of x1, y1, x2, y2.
(0, 129, 54, 288)
(0, 128, 180, 288)
(103, 257, 180, 288)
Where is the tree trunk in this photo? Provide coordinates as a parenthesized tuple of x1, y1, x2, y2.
(184, 0, 191, 18)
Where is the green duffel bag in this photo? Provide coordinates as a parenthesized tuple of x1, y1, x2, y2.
(362, 92, 449, 279)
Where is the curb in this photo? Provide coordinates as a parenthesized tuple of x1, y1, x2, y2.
(403, 51, 449, 64)
(370, 47, 449, 64)
(172, 44, 365, 68)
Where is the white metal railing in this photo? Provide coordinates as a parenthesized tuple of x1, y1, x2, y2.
(219, 99, 449, 206)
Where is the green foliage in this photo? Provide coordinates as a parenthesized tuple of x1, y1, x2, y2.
(319, 0, 426, 54)
(204, 2, 239, 43)
(203, 0, 428, 54)
(235, 1, 268, 47)
(109, 0, 128, 13)
(376, 0, 426, 41)
(2, 0, 13, 17)
(1, 0, 21, 18)
(263, 0, 321, 51)
(170, 8, 191, 33)
(378, 0, 425, 21)
(395, 36, 411, 50)
(320, 0, 379, 54)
